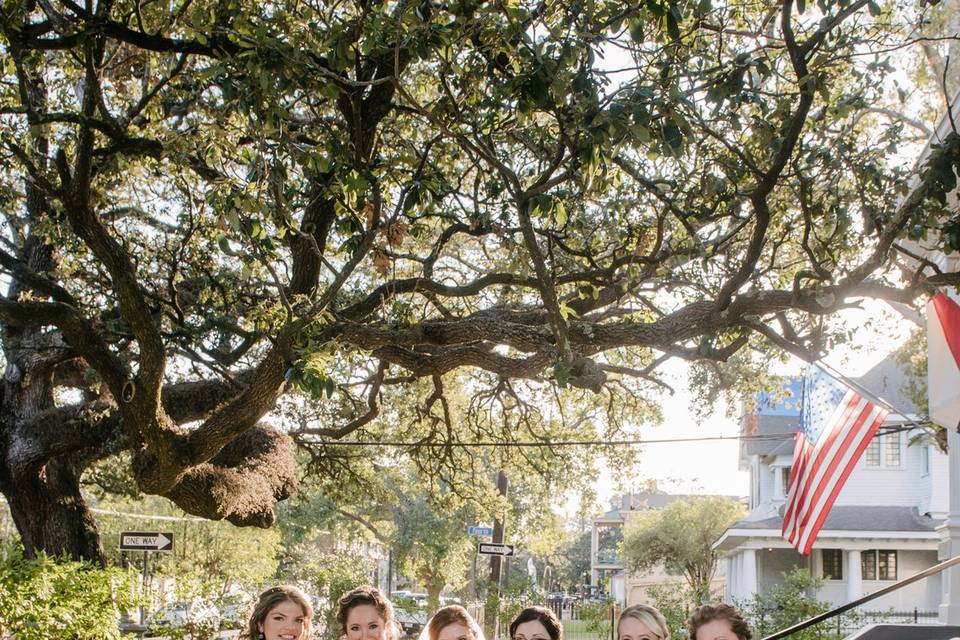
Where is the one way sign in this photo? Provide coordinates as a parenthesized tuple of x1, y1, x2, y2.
(120, 531, 174, 552)
(478, 542, 515, 557)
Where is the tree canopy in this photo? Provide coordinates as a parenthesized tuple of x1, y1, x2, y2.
(621, 495, 744, 599)
(2, 0, 959, 561)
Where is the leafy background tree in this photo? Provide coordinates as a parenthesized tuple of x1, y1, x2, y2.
(621, 495, 744, 602)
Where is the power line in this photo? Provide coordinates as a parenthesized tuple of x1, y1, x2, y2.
(297, 423, 927, 448)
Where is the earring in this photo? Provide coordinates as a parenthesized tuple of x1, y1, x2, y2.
(258, 633, 265, 640)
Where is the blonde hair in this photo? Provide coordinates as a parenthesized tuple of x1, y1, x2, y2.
(242, 585, 313, 640)
(618, 604, 669, 640)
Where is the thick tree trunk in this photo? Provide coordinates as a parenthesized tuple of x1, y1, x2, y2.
(4, 457, 105, 564)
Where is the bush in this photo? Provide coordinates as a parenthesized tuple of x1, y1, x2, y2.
(738, 568, 861, 640)
(0, 546, 142, 640)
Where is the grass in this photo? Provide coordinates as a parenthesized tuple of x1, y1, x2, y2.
(561, 620, 612, 640)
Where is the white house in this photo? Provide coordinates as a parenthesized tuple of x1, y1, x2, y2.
(712, 357, 948, 611)
(592, 491, 729, 605)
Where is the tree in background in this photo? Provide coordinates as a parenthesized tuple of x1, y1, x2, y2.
(3, 0, 960, 562)
(92, 494, 282, 600)
(392, 486, 476, 615)
(621, 496, 744, 601)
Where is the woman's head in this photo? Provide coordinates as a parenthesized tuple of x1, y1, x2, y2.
(509, 606, 563, 640)
(617, 604, 669, 640)
(427, 605, 484, 640)
(686, 604, 751, 640)
(337, 586, 399, 640)
(244, 585, 313, 640)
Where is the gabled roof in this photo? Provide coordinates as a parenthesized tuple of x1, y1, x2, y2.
(744, 414, 800, 456)
(741, 357, 920, 460)
(713, 506, 941, 551)
(728, 506, 938, 532)
(855, 357, 919, 416)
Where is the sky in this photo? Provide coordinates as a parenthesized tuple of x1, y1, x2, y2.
(588, 298, 920, 512)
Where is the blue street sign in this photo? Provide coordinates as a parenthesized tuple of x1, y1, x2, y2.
(468, 526, 494, 536)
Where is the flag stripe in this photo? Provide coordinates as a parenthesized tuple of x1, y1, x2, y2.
(781, 365, 889, 555)
(790, 397, 870, 540)
(933, 293, 960, 370)
(783, 393, 863, 543)
(795, 404, 886, 553)
(790, 399, 877, 548)
(796, 407, 886, 554)
(781, 433, 808, 533)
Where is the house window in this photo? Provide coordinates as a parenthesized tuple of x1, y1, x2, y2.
(782, 466, 792, 492)
(861, 551, 876, 580)
(921, 445, 931, 476)
(878, 550, 897, 580)
(864, 433, 901, 468)
(884, 433, 901, 467)
(861, 550, 897, 581)
(822, 549, 843, 580)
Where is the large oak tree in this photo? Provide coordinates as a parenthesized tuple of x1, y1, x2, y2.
(1, 0, 959, 562)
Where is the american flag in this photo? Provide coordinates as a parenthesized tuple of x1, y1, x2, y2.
(781, 364, 889, 555)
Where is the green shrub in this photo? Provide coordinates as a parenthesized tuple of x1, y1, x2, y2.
(0, 547, 142, 640)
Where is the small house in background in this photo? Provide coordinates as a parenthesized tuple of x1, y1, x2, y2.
(712, 357, 947, 614)
(591, 490, 731, 605)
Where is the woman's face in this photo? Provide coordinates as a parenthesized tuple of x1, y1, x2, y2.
(618, 616, 661, 640)
(346, 604, 389, 640)
(438, 621, 474, 640)
(695, 619, 740, 640)
(513, 619, 551, 640)
(260, 600, 307, 640)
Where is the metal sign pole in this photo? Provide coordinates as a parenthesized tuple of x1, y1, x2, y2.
(141, 550, 148, 625)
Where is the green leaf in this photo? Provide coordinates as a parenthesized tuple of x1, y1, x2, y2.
(553, 199, 567, 226)
(217, 235, 241, 256)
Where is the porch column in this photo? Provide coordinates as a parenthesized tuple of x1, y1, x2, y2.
(847, 549, 862, 603)
(939, 426, 960, 624)
(590, 526, 599, 586)
(727, 556, 737, 600)
(742, 548, 758, 598)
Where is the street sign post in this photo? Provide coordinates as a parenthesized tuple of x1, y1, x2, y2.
(120, 531, 174, 552)
(468, 525, 494, 536)
(120, 532, 174, 625)
(478, 542, 515, 557)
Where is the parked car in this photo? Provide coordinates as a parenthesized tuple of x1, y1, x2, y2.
(147, 600, 221, 633)
(218, 593, 253, 630)
(395, 608, 427, 638)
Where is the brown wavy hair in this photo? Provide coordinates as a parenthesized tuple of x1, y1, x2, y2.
(686, 604, 752, 640)
(509, 606, 563, 640)
(336, 586, 399, 640)
(427, 605, 483, 640)
(241, 585, 313, 640)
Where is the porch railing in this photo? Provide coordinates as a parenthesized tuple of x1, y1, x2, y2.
(762, 553, 960, 639)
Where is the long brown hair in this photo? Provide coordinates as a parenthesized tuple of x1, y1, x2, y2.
(509, 606, 563, 640)
(241, 585, 313, 640)
(336, 585, 399, 640)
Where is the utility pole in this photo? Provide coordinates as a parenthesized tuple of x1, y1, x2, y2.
(486, 470, 508, 640)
